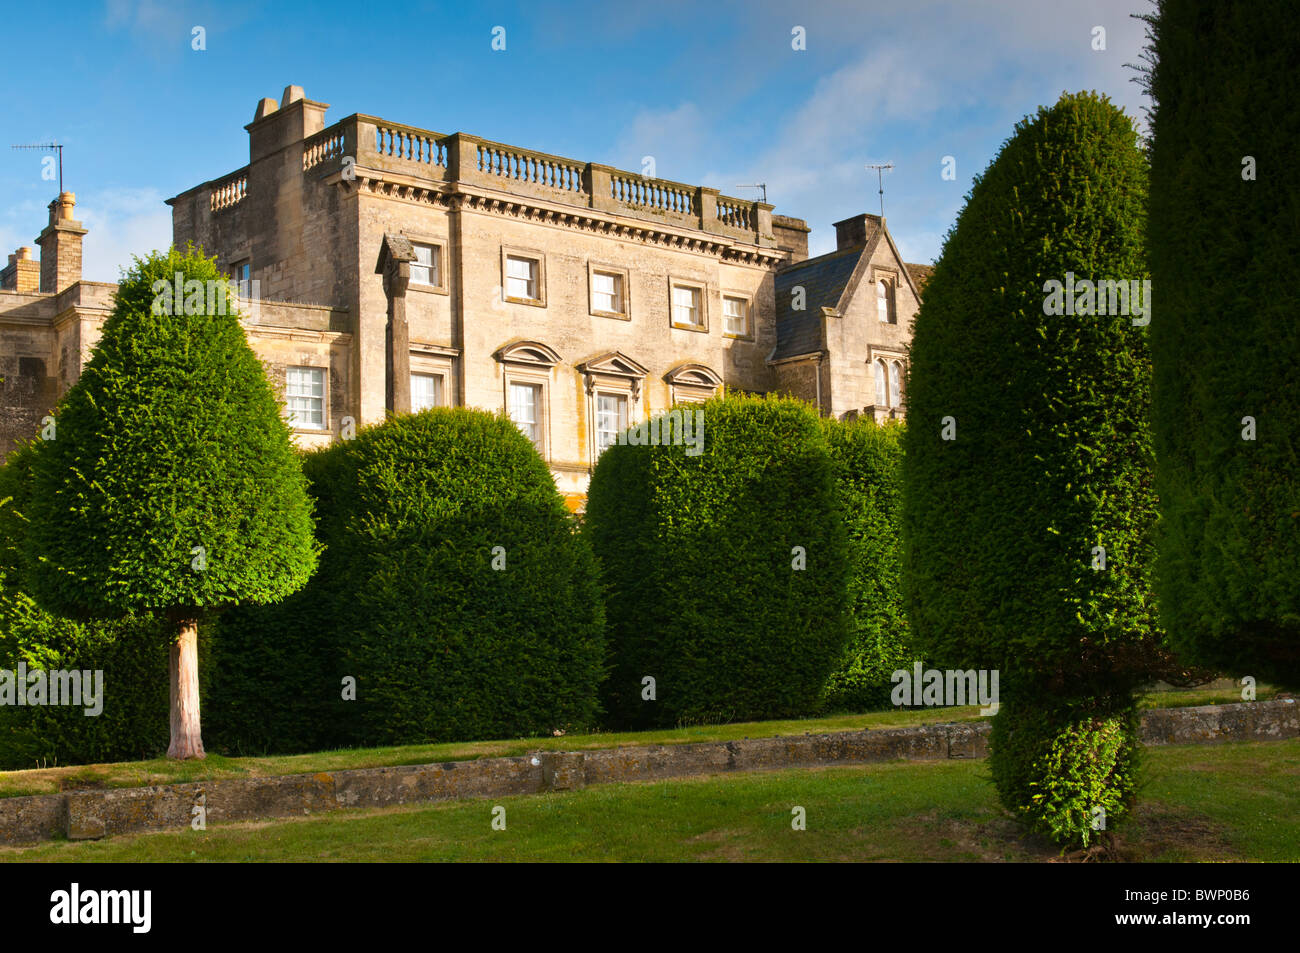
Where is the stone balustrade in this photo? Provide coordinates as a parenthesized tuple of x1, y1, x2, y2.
(207, 114, 777, 246)
(209, 169, 248, 211)
(303, 127, 347, 171)
(476, 140, 585, 196)
(349, 114, 776, 247)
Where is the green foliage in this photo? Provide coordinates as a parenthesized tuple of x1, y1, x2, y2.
(821, 418, 915, 711)
(902, 91, 1159, 691)
(1144, 1, 1300, 687)
(585, 393, 849, 729)
(209, 408, 605, 752)
(23, 246, 318, 617)
(989, 691, 1140, 851)
(0, 446, 200, 769)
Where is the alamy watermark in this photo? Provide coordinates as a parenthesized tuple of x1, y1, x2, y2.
(151, 272, 261, 319)
(1042, 272, 1150, 326)
(618, 408, 705, 457)
(0, 664, 103, 716)
(891, 662, 999, 715)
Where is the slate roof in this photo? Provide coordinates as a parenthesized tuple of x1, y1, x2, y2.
(771, 244, 866, 361)
(905, 262, 934, 291)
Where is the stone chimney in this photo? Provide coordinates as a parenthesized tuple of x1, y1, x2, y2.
(772, 214, 811, 263)
(0, 246, 41, 293)
(832, 213, 882, 251)
(246, 84, 328, 164)
(35, 192, 87, 293)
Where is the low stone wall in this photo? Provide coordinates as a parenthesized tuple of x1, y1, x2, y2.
(0, 699, 1294, 847)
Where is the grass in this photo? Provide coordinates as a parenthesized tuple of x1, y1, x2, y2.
(3, 740, 1295, 862)
(0, 680, 1274, 800)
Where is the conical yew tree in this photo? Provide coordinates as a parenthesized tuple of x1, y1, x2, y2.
(902, 92, 1158, 849)
(24, 247, 318, 759)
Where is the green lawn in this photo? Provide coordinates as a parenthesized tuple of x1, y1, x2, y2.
(5, 740, 1295, 862)
(0, 680, 1274, 800)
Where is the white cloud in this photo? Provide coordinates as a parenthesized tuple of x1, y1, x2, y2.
(611, 103, 710, 181)
(77, 188, 173, 283)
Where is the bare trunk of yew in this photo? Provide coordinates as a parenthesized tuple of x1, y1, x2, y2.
(167, 613, 205, 760)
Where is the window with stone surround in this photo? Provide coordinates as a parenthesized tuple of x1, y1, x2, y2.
(509, 381, 543, 447)
(590, 264, 629, 319)
(411, 243, 440, 288)
(411, 372, 445, 411)
(876, 275, 897, 324)
(501, 247, 546, 306)
(595, 392, 628, 457)
(670, 279, 706, 331)
(286, 365, 326, 430)
(872, 356, 906, 410)
(231, 260, 251, 298)
(723, 294, 751, 338)
(494, 341, 559, 460)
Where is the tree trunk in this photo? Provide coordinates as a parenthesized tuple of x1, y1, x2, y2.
(167, 614, 205, 760)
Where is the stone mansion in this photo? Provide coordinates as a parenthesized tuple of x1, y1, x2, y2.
(0, 86, 929, 508)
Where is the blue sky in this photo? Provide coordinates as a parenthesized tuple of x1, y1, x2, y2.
(1, 0, 1152, 282)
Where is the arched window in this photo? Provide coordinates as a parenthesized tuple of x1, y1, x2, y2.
(890, 360, 904, 407)
(875, 359, 889, 406)
(877, 280, 889, 323)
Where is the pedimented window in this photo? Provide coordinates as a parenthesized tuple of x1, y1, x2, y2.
(493, 340, 562, 369)
(665, 362, 722, 405)
(577, 351, 648, 400)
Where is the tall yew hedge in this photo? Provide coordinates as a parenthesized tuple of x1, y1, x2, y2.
(903, 92, 1158, 849)
(821, 418, 914, 711)
(585, 394, 848, 729)
(1144, 0, 1300, 687)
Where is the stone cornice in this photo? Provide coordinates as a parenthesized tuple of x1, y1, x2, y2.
(336, 169, 790, 268)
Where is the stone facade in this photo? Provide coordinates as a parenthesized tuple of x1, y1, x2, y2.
(0, 193, 112, 460)
(1, 85, 927, 505)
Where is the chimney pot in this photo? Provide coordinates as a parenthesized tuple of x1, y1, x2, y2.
(281, 85, 305, 107)
(253, 97, 278, 121)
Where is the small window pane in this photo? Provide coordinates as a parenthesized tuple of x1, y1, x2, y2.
(673, 285, 700, 325)
(875, 360, 888, 407)
(890, 361, 903, 407)
(411, 244, 438, 287)
(724, 296, 748, 335)
(877, 281, 889, 322)
(286, 366, 325, 428)
(509, 382, 541, 447)
(595, 393, 628, 456)
(411, 372, 443, 411)
(506, 256, 536, 299)
(593, 272, 622, 313)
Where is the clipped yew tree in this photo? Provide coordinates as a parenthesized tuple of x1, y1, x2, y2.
(23, 248, 318, 760)
(821, 418, 914, 711)
(585, 393, 848, 729)
(224, 407, 607, 748)
(1144, 1, 1300, 687)
(0, 445, 180, 768)
(903, 92, 1158, 849)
